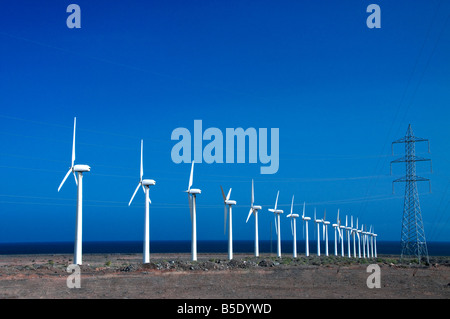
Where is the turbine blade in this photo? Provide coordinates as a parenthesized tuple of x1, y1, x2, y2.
(302, 202, 305, 218)
(128, 183, 141, 206)
(188, 194, 193, 222)
(188, 161, 194, 191)
(72, 117, 76, 167)
(140, 139, 143, 181)
(291, 219, 293, 236)
(337, 209, 340, 223)
(224, 205, 228, 234)
(251, 179, 254, 206)
(290, 195, 294, 215)
(274, 215, 278, 235)
(73, 171, 78, 186)
(302, 220, 305, 239)
(246, 208, 253, 223)
(220, 186, 226, 201)
(274, 191, 279, 210)
(226, 188, 232, 201)
(58, 168, 72, 192)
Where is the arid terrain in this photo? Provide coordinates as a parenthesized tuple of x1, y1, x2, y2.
(0, 253, 449, 299)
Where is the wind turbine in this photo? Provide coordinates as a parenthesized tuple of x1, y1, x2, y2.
(301, 202, 311, 257)
(373, 228, 378, 258)
(351, 216, 357, 258)
(57, 117, 90, 265)
(339, 214, 346, 257)
(322, 210, 330, 256)
(221, 186, 236, 260)
(268, 191, 283, 257)
(332, 209, 343, 256)
(369, 225, 374, 258)
(365, 225, 371, 258)
(128, 139, 156, 264)
(314, 208, 323, 256)
(345, 215, 351, 258)
(185, 161, 201, 261)
(286, 195, 299, 258)
(362, 224, 367, 258)
(246, 179, 262, 257)
(356, 221, 362, 259)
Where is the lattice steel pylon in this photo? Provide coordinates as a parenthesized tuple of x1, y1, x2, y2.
(391, 124, 432, 264)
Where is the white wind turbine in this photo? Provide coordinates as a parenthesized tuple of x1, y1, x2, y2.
(345, 215, 351, 258)
(351, 216, 357, 258)
(128, 140, 156, 264)
(362, 224, 367, 259)
(313, 208, 323, 256)
(268, 191, 283, 257)
(322, 210, 330, 256)
(356, 221, 362, 259)
(332, 209, 343, 256)
(246, 179, 262, 257)
(301, 202, 311, 257)
(373, 228, 378, 258)
(365, 225, 371, 258)
(369, 225, 374, 258)
(339, 214, 346, 257)
(57, 117, 90, 265)
(286, 195, 299, 258)
(221, 186, 236, 260)
(184, 161, 201, 261)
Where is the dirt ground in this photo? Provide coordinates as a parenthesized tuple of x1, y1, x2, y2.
(0, 253, 449, 299)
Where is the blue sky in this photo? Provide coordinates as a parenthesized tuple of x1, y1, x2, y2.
(1, 0, 449, 244)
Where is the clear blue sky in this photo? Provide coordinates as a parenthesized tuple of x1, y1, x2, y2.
(0, 0, 449, 244)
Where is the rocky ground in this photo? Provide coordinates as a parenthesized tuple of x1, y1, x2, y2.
(0, 253, 449, 299)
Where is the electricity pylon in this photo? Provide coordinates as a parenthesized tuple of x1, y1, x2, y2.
(391, 124, 431, 264)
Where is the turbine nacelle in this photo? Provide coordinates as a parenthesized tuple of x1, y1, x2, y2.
(188, 188, 201, 195)
(252, 205, 262, 211)
(225, 200, 236, 206)
(287, 213, 299, 218)
(142, 179, 156, 187)
(73, 164, 91, 172)
(269, 208, 284, 214)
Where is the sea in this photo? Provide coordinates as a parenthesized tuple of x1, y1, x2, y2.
(0, 240, 449, 256)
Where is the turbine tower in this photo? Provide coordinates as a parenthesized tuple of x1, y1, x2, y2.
(332, 209, 342, 256)
(128, 140, 156, 264)
(57, 117, 90, 265)
(351, 216, 357, 258)
(185, 161, 201, 261)
(221, 186, 236, 260)
(313, 209, 323, 256)
(301, 202, 311, 257)
(286, 195, 299, 258)
(268, 191, 283, 257)
(246, 179, 262, 257)
(391, 124, 431, 264)
(345, 215, 351, 258)
(322, 210, 330, 256)
(356, 221, 362, 259)
(339, 215, 346, 257)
